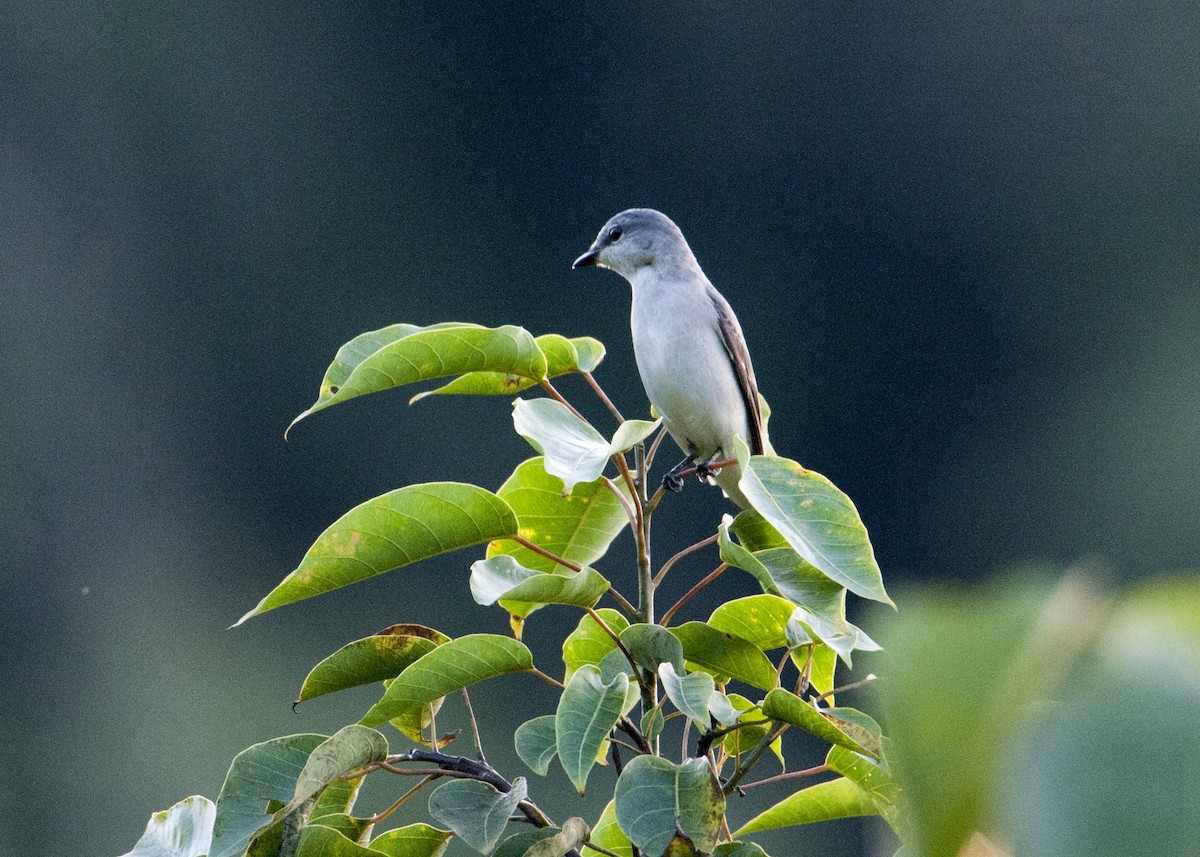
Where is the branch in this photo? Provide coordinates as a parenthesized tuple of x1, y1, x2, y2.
(583, 372, 625, 424)
(653, 534, 718, 586)
(661, 564, 730, 625)
(738, 764, 830, 791)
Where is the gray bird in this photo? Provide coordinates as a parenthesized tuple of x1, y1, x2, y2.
(573, 208, 768, 507)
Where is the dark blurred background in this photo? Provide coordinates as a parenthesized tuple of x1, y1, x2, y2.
(2, 3, 1198, 855)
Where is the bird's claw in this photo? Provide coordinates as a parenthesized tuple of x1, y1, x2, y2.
(695, 461, 719, 482)
(662, 472, 685, 493)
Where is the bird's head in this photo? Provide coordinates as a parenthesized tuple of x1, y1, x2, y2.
(572, 208, 692, 278)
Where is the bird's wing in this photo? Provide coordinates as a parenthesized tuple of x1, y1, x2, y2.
(707, 284, 764, 455)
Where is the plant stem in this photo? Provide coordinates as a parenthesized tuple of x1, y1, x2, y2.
(738, 764, 830, 791)
(511, 536, 582, 573)
(583, 372, 625, 423)
(366, 776, 434, 823)
(661, 564, 730, 626)
(653, 534, 718, 586)
(723, 722, 789, 795)
(460, 688, 486, 763)
(529, 667, 565, 689)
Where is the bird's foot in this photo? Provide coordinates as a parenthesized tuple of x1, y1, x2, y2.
(662, 455, 696, 493)
(694, 460, 721, 483)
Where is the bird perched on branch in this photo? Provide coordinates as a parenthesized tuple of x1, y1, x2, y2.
(573, 208, 768, 507)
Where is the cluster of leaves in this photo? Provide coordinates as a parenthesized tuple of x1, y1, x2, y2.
(123, 323, 900, 857)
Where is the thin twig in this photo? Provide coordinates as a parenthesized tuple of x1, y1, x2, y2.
(738, 764, 830, 791)
(583, 373, 625, 423)
(512, 535, 582, 573)
(584, 843, 626, 857)
(653, 534, 719, 586)
(812, 674, 877, 703)
(428, 701, 439, 752)
(366, 776, 434, 823)
(540, 379, 588, 421)
(530, 667, 565, 689)
(644, 426, 667, 476)
(723, 723, 789, 795)
(586, 607, 652, 700)
(461, 688, 486, 764)
(603, 477, 638, 530)
(661, 564, 730, 625)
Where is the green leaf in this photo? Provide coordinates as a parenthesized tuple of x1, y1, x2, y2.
(760, 689, 879, 758)
(514, 715, 558, 776)
(409, 333, 605, 403)
(293, 726, 388, 806)
(713, 843, 769, 857)
(120, 795, 215, 857)
(311, 777, 364, 820)
(707, 691, 739, 727)
(670, 622, 777, 691)
(721, 694, 783, 766)
(235, 484, 518, 625)
(570, 337, 606, 372)
(360, 635, 533, 727)
(641, 702, 666, 743)
(708, 595, 796, 651)
(299, 625, 450, 703)
(590, 800, 632, 857)
(520, 817, 591, 857)
(294, 824, 379, 856)
(826, 745, 898, 807)
(613, 756, 724, 857)
(290, 324, 546, 429)
(735, 451, 891, 606)
(806, 643, 838, 699)
(620, 623, 686, 674)
(658, 662, 716, 726)
(609, 418, 663, 454)
(500, 567, 611, 616)
(556, 665, 629, 793)
(563, 609, 631, 682)
(306, 814, 373, 845)
(488, 457, 630, 575)
(427, 777, 527, 853)
(210, 734, 326, 857)
(492, 830, 560, 857)
(786, 603, 881, 668)
(734, 777, 878, 835)
(367, 824, 453, 857)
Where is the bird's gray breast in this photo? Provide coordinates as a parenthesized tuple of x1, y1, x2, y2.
(629, 273, 748, 461)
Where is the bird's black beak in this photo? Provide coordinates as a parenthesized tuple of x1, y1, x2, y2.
(572, 248, 599, 269)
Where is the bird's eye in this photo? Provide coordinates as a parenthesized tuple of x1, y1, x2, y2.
(608, 226, 622, 242)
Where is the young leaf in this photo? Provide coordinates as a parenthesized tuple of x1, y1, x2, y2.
(427, 777, 527, 853)
(608, 418, 662, 454)
(519, 817, 591, 857)
(562, 609, 631, 682)
(491, 830, 560, 857)
(658, 663, 716, 727)
(759, 689, 879, 758)
(733, 777, 878, 835)
(721, 694, 783, 766)
(120, 795, 215, 857)
(293, 726, 388, 806)
(209, 734, 327, 857)
(290, 324, 546, 430)
(469, 555, 541, 606)
(311, 777, 364, 821)
(613, 756, 725, 857)
(736, 452, 892, 607)
(556, 665, 629, 793)
(713, 843, 769, 857)
(298, 625, 450, 703)
(670, 622, 777, 691)
(512, 399, 612, 493)
(499, 568, 611, 616)
(235, 484, 518, 625)
(360, 635, 533, 727)
(367, 823, 453, 857)
(514, 715, 558, 776)
(488, 457, 630, 575)
(620, 623, 686, 674)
